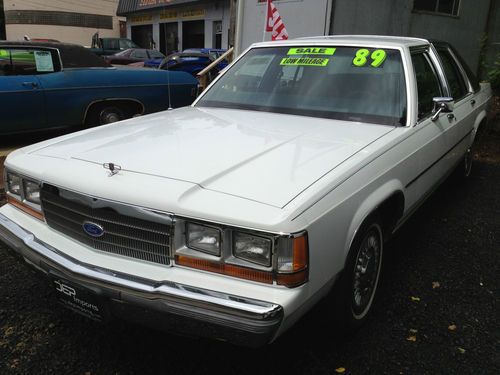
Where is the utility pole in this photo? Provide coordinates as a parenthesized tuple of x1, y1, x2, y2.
(229, 0, 237, 48)
(0, 0, 5, 40)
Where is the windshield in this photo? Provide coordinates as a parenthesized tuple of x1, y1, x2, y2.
(119, 39, 138, 49)
(114, 49, 131, 56)
(197, 46, 407, 126)
(149, 50, 165, 59)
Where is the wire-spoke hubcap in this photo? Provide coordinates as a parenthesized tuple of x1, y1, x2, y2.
(352, 226, 382, 319)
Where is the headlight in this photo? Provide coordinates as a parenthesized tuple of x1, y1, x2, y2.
(4, 170, 44, 221)
(176, 219, 309, 288)
(233, 232, 272, 266)
(6, 173, 22, 196)
(186, 222, 221, 256)
(24, 179, 41, 205)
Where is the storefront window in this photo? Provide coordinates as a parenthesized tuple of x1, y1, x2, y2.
(160, 22, 179, 55)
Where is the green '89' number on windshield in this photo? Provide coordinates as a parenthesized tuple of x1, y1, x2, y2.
(352, 49, 387, 67)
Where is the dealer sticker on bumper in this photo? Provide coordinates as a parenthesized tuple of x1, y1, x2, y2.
(51, 277, 104, 321)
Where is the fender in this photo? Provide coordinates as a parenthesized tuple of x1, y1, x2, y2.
(471, 109, 487, 140)
(343, 179, 405, 263)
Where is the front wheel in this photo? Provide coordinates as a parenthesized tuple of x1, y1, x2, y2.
(331, 219, 384, 331)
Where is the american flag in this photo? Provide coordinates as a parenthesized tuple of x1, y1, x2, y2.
(266, 0, 289, 41)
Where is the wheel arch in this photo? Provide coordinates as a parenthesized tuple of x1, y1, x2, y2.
(344, 181, 405, 265)
(83, 98, 145, 126)
(471, 110, 488, 144)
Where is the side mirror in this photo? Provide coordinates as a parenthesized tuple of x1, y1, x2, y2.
(431, 97, 454, 121)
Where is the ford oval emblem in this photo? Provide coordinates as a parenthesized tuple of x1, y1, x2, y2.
(82, 221, 104, 238)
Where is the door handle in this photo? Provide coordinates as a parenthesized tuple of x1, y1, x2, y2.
(470, 99, 476, 106)
(22, 82, 38, 88)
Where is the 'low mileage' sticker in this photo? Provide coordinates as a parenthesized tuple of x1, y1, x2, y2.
(281, 47, 336, 67)
(280, 57, 329, 67)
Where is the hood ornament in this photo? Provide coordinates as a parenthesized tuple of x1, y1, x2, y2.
(103, 162, 121, 177)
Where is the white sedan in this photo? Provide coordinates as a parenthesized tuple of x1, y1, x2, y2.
(0, 36, 492, 346)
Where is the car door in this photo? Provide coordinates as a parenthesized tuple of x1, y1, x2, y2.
(0, 47, 46, 134)
(407, 47, 453, 198)
(434, 45, 477, 164)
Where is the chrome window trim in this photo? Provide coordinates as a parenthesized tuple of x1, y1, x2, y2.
(446, 46, 475, 95)
(410, 47, 447, 124)
(0, 45, 64, 73)
(433, 46, 471, 102)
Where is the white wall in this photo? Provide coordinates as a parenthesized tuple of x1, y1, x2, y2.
(239, 0, 331, 52)
(5, 0, 124, 46)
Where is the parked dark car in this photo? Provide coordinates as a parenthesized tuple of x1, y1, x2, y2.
(157, 52, 228, 78)
(0, 42, 198, 135)
(183, 48, 228, 60)
(103, 48, 165, 66)
(87, 37, 139, 56)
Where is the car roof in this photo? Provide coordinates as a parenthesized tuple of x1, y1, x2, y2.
(0, 40, 80, 49)
(251, 35, 430, 49)
(0, 41, 110, 68)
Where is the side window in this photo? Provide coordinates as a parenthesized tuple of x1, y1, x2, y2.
(0, 49, 56, 76)
(131, 50, 148, 59)
(436, 48, 468, 100)
(411, 52, 443, 120)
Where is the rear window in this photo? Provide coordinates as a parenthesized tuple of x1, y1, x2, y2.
(59, 45, 110, 68)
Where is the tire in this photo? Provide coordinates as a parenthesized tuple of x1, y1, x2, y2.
(85, 103, 125, 127)
(459, 121, 486, 179)
(97, 106, 125, 125)
(331, 218, 384, 332)
(463, 147, 473, 178)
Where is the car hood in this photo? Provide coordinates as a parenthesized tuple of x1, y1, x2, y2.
(29, 107, 394, 208)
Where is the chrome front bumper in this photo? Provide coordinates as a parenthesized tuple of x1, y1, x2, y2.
(0, 213, 284, 347)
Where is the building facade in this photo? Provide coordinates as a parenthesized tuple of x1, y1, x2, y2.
(329, 0, 498, 75)
(3, 0, 124, 46)
(117, 0, 231, 55)
(236, 0, 498, 75)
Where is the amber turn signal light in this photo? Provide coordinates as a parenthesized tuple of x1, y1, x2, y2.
(176, 255, 274, 284)
(7, 195, 45, 221)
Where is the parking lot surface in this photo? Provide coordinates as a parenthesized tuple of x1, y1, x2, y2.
(0, 129, 499, 375)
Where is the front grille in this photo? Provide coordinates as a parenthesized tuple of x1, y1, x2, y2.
(41, 185, 172, 265)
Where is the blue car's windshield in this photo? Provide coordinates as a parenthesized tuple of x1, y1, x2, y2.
(197, 46, 407, 126)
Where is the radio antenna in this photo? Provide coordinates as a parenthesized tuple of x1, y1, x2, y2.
(165, 58, 173, 110)
(163, 24, 173, 111)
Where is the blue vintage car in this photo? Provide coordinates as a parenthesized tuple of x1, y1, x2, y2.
(0, 42, 198, 135)
(153, 52, 229, 78)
